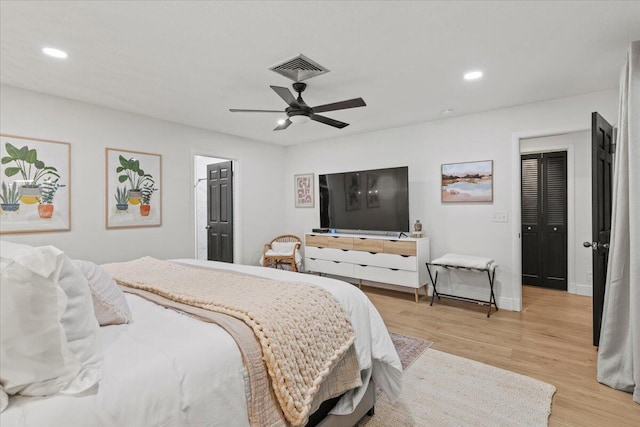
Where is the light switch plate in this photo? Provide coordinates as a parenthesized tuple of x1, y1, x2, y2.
(492, 212, 509, 222)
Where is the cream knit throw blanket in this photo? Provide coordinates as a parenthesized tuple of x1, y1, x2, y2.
(102, 257, 356, 426)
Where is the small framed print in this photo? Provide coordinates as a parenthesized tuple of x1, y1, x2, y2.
(106, 148, 162, 229)
(295, 173, 314, 208)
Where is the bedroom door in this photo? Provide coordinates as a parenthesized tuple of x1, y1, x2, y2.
(207, 161, 233, 263)
(521, 151, 568, 290)
(586, 112, 614, 346)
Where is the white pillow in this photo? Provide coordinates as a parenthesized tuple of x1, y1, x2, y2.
(74, 260, 132, 326)
(270, 241, 297, 254)
(0, 241, 102, 398)
(0, 245, 78, 396)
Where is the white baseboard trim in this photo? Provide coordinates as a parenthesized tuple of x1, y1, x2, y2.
(575, 283, 593, 296)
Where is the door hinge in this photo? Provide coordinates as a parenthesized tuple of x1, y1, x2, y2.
(611, 143, 616, 154)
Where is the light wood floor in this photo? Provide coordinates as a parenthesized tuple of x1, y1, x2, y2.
(362, 284, 639, 426)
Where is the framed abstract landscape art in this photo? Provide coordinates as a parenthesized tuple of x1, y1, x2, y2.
(295, 173, 314, 208)
(441, 160, 493, 203)
(106, 148, 162, 229)
(0, 134, 71, 234)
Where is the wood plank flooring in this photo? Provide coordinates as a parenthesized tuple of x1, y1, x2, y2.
(362, 284, 639, 426)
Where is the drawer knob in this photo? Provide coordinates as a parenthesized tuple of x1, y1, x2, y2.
(341, 249, 348, 251)
(400, 254, 409, 258)
(390, 268, 399, 271)
(369, 251, 377, 255)
(333, 261, 340, 264)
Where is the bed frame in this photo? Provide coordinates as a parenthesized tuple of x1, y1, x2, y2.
(307, 380, 375, 427)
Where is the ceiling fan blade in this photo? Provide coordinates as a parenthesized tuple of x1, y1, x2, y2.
(274, 119, 292, 131)
(229, 109, 284, 113)
(312, 98, 366, 113)
(311, 114, 349, 129)
(270, 86, 300, 108)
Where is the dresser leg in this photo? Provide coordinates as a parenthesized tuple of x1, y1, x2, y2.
(414, 288, 419, 303)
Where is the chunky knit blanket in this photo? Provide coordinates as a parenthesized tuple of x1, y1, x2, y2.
(102, 257, 357, 426)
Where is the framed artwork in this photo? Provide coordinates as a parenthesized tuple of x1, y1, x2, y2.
(294, 173, 314, 208)
(0, 134, 71, 234)
(366, 174, 380, 208)
(441, 160, 493, 203)
(344, 172, 361, 211)
(106, 148, 162, 229)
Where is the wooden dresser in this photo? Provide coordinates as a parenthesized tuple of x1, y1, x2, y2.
(304, 233, 430, 302)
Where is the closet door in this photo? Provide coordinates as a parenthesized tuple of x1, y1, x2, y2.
(521, 151, 567, 290)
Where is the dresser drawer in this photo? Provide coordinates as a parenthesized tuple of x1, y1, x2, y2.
(305, 246, 350, 262)
(306, 234, 329, 247)
(383, 240, 416, 256)
(354, 264, 419, 287)
(327, 236, 354, 250)
(350, 251, 417, 271)
(353, 237, 384, 253)
(305, 258, 355, 277)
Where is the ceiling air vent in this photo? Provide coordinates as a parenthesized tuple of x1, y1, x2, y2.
(269, 54, 330, 82)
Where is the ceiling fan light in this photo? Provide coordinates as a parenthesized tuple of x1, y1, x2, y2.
(277, 119, 286, 125)
(289, 115, 311, 125)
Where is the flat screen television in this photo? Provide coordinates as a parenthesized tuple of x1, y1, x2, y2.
(319, 166, 409, 233)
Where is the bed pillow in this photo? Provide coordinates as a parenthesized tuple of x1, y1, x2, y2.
(0, 243, 102, 397)
(74, 260, 132, 325)
(0, 245, 79, 396)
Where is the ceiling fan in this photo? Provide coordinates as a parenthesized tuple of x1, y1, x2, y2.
(229, 82, 366, 131)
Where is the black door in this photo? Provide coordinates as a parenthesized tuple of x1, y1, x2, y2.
(521, 151, 567, 290)
(588, 112, 614, 346)
(207, 161, 233, 263)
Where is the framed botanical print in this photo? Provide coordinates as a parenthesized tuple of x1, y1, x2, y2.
(0, 134, 71, 234)
(106, 148, 162, 229)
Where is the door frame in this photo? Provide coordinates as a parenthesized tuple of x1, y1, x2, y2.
(511, 125, 588, 310)
(190, 149, 241, 263)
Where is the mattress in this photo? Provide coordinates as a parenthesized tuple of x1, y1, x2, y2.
(1, 259, 402, 426)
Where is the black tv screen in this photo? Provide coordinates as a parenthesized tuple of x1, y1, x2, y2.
(319, 166, 409, 232)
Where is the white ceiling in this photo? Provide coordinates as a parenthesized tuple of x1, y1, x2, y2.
(1, 1, 638, 146)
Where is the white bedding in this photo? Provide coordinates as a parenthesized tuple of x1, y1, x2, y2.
(1, 259, 402, 426)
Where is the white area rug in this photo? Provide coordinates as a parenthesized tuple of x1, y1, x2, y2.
(360, 349, 556, 427)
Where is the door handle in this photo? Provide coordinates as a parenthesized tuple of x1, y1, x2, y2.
(205, 225, 211, 230)
(583, 241, 610, 251)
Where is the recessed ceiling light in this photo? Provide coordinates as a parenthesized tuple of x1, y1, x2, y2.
(277, 119, 286, 125)
(42, 47, 68, 59)
(464, 71, 483, 80)
(441, 108, 454, 114)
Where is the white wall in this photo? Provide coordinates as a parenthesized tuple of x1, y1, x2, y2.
(0, 85, 288, 264)
(521, 131, 593, 296)
(285, 90, 618, 310)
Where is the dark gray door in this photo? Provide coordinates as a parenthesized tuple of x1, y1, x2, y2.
(588, 112, 614, 346)
(521, 151, 567, 290)
(207, 161, 233, 263)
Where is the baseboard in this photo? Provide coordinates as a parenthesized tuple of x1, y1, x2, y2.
(575, 283, 593, 296)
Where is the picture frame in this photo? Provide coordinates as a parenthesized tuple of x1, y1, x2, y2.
(106, 148, 162, 229)
(0, 134, 71, 234)
(441, 160, 493, 203)
(294, 173, 314, 208)
(344, 172, 361, 211)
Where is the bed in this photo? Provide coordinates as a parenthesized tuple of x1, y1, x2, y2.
(0, 251, 402, 427)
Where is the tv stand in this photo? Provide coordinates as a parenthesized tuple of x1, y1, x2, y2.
(304, 232, 430, 303)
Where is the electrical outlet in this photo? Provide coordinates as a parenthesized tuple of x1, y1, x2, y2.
(492, 212, 509, 222)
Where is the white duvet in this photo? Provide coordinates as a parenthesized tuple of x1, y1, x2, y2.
(1, 260, 401, 426)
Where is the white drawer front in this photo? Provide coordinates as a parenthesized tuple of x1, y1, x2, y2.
(305, 246, 353, 262)
(354, 264, 419, 287)
(305, 258, 355, 277)
(349, 251, 417, 271)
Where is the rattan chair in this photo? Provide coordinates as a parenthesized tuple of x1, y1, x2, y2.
(262, 234, 302, 272)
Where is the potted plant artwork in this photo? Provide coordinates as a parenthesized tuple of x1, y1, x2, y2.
(139, 183, 157, 216)
(0, 181, 21, 213)
(38, 179, 64, 219)
(1, 142, 60, 204)
(116, 155, 155, 205)
(114, 186, 129, 212)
